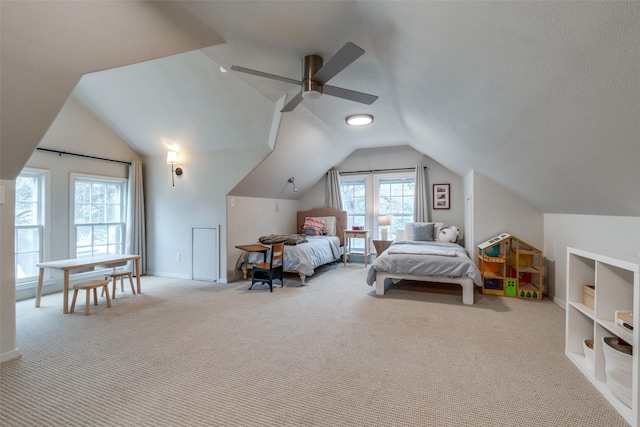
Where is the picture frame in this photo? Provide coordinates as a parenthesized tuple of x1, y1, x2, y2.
(432, 183, 450, 209)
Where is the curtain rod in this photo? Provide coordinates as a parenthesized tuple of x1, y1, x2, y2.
(338, 166, 427, 176)
(37, 147, 132, 165)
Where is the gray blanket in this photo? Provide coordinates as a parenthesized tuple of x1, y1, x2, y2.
(366, 241, 482, 286)
(259, 234, 308, 245)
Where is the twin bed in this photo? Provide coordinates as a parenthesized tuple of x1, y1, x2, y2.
(365, 222, 482, 305)
(237, 211, 481, 304)
(236, 208, 347, 285)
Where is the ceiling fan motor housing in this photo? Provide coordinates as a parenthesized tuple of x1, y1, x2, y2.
(302, 54, 323, 100)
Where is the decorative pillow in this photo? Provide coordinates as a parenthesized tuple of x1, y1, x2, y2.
(302, 217, 325, 236)
(403, 222, 445, 241)
(438, 226, 460, 243)
(412, 223, 435, 241)
(307, 216, 336, 236)
(302, 227, 317, 236)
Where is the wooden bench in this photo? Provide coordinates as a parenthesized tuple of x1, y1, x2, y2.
(70, 279, 111, 315)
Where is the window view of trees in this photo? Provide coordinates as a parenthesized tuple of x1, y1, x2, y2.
(74, 178, 125, 257)
(15, 172, 43, 280)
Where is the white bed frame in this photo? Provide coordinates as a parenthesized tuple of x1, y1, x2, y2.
(375, 273, 475, 305)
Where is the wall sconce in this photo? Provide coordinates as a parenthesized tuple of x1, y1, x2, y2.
(378, 215, 390, 240)
(167, 151, 183, 186)
(288, 177, 298, 192)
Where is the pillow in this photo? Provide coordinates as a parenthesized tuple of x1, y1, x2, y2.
(302, 217, 325, 235)
(438, 226, 461, 243)
(412, 223, 434, 241)
(403, 222, 445, 241)
(306, 216, 336, 236)
(302, 227, 317, 236)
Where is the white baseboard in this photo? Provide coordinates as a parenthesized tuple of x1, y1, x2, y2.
(1, 349, 21, 363)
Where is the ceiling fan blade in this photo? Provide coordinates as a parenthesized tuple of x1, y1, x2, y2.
(323, 85, 378, 105)
(230, 65, 301, 86)
(280, 92, 304, 112)
(312, 42, 364, 85)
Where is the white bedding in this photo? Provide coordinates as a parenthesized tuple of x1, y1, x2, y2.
(366, 241, 481, 286)
(237, 235, 341, 279)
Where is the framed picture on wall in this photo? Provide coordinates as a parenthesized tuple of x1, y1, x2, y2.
(433, 184, 450, 209)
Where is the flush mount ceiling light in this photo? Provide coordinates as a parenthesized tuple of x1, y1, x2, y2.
(346, 114, 373, 126)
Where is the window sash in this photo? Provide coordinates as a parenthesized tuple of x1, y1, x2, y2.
(15, 225, 43, 282)
(72, 174, 127, 257)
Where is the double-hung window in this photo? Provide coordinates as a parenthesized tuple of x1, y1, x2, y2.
(339, 171, 415, 243)
(376, 175, 415, 240)
(72, 174, 126, 257)
(15, 170, 45, 282)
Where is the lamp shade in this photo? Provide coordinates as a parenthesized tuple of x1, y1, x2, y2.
(378, 215, 390, 226)
(167, 151, 178, 164)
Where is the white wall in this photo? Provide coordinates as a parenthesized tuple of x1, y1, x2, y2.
(0, 180, 20, 362)
(144, 145, 272, 281)
(300, 146, 466, 229)
(226, 196, 300, 282)
(543, 214, 640, 305)
(469, 170, 543, 258)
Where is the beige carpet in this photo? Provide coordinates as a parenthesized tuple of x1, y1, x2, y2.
(0, 264, 629, 426)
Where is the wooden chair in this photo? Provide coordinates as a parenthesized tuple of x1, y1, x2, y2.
(70, 279, 111, 315)
(249, 243, 284, 292)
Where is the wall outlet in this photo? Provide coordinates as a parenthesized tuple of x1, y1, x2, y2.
(176, 252, 181, 262)
(230, 197, 236, 207)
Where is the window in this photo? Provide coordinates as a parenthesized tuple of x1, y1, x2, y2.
(340, 172, 415, 243)
(15, 171, 45, 281)
(340, 177, 367, 229)
(376, 175, 415, 240)
(72, 175, 126, 257)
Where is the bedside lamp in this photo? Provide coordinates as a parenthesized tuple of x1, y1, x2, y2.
(379, 215, 390, 240)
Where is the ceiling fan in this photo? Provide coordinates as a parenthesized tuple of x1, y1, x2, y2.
(231, 42, 378, 113)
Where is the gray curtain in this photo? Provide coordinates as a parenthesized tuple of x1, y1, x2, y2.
(414, 165, 431, 222)
(325, 169, 343, 210)
(126, 160, 146, 274)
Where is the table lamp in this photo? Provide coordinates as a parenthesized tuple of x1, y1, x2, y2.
(379, 215, 391, 240)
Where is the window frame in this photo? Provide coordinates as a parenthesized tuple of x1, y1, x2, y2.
(70, 173, 127, 258)
(15, 169, 49, 284)
(340, 170, 415, 244)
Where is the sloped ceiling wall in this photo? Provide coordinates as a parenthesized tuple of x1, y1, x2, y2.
(2, 1, 639, 216)
(0, 1, 223, 179)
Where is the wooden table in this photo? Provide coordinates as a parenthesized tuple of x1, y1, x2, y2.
(235, 244, 270, 279)
(36, 254, 141, 314)
(343, 230, 371, 266)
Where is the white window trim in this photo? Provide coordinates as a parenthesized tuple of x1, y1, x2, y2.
(70, 172, 127, 258)
(15, 168, 51, 287)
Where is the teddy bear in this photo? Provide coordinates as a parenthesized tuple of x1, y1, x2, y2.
(438, 226, 460, 243)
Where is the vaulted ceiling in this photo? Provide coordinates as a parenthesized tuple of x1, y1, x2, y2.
(2, 1, 639, 216)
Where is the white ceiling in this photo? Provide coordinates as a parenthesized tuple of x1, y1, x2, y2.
(3, 1, 639, 216)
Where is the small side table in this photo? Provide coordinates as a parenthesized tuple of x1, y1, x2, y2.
(343, 230, 371, 266)
(372, 239, 393, 257)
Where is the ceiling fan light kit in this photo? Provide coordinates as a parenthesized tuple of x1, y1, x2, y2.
(346, 114, 374, 126)
(231, 42, 378, 113)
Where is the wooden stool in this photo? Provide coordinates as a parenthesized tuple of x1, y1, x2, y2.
(106, 271, 135, 299)
(70, 279, 111, 315)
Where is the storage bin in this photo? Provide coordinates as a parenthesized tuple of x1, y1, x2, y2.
(582, 285, 595, 310)
(602, 337, 632, 408)
(583, 339, 595, 371)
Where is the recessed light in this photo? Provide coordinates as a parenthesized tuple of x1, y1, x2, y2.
(346, 114, 373, 126)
